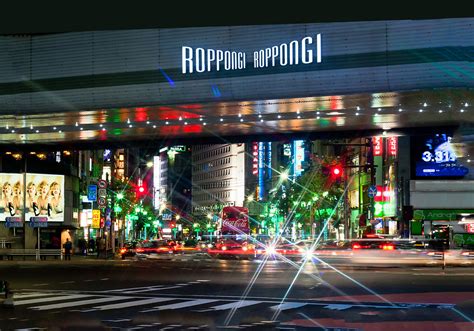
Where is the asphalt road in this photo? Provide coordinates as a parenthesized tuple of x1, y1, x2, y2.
(0, 256, 473, 330)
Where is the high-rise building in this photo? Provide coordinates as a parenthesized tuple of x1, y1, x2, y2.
(192, 144, 246, 215)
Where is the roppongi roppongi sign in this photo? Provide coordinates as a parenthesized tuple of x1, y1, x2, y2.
(182, 34, 322, 74)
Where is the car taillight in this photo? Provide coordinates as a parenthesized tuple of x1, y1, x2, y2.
(120, 248, 127, 254)
(221, 246, 227, 251)
(381, 244, 394, 250)
(352, 243, 361, 249)
(136, 248, 144, 253)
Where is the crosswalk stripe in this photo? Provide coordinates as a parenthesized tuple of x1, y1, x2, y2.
(270, 302, 307, 311)
(14, 293, 56, 299)
(93, 297, 175, 311)
(31, 296, 132, 310)
(208, 300, 260, 311)
(14, 294, 91, 306)
(141, 299, 218, 312)
(123, 286, 182, 293)
(108, 285, 163, 292)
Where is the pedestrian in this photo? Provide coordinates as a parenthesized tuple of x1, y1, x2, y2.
(97, 237, 106, 258)
(63, 238, 72, 260)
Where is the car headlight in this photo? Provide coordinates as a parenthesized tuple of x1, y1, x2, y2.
(266, 246, 276, 255)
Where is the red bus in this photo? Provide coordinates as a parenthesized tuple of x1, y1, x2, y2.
(220, 206, 249, 235)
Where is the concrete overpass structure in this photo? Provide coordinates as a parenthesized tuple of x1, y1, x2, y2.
(0, 17, 472, 151)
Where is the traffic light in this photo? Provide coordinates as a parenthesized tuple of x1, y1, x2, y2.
(135, 182, 147, 198)
(331, 165, 342, 177)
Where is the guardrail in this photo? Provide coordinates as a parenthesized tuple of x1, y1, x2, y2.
(0, 248, 62, 260)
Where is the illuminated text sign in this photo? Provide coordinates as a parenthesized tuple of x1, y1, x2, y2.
(182, 34, 321, 74)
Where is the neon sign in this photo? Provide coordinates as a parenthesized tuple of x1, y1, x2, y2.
(182, 34, 321, 74)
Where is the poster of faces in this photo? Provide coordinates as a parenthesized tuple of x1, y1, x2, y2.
(25, 174, 65, 222)
(0, 173, 65, 222)
(0, 173, 24, 221)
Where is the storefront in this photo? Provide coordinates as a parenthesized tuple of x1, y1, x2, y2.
(412, 209, 474, 247)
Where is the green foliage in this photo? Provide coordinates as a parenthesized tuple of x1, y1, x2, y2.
(268, 157, 344, 232)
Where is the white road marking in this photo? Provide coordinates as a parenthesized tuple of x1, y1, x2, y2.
(31, 296, 131, 310)
(14, 294, 91, 306)
(14, 293, 54, 299)
(122, 286, 182, 293)
(270, 302, 307, 311)
(207, 300, 260, 311)
(197, 280, 210, 282)
(92, 297, 175, 311)
(141, 299, 218, 312)
(108, 285, 163, 292)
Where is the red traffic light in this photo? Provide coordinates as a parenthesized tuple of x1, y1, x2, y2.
(331, 166, 342, 177)
(138, 186, 145, 193)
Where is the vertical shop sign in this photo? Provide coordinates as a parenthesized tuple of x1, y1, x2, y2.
(252, 142, 259, 176)
(373, 137, 383, 156)
(388, 137, 398, 156)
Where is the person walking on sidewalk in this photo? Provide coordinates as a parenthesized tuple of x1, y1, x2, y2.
(97, 237, 106, 259)
(63, 238, 72, 261)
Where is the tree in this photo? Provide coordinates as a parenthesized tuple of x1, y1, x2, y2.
(285, 157, 344, 238)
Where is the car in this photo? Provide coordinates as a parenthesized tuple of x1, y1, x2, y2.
(347, 238, 396, 250)
(173, 239, 200, 254)
(209, 238, 253, 258)
(135, 240, 174, 257)
(197, 240, 215, 251)
(119, 241, 138, 259)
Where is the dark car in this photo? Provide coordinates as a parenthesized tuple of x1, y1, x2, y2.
(119, 241, 138, 259)
(347, 238, 395, 250)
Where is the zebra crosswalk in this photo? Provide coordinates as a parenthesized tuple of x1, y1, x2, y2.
(11, 288, 453, 316)
(12, 291, 316, 314)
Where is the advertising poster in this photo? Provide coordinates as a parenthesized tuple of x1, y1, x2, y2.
(25, 173, 65, 222)
(0, 173, 24, 222)
(413, 133, 469, 178)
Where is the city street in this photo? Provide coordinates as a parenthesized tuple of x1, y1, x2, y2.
(1, 257, 473, 330)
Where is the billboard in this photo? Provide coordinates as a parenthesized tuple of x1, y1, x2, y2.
(0, 173, 24, 222)
(221, 206, 249, 235)
(412, 134, 469, 178)
(25, 174, 65, 222)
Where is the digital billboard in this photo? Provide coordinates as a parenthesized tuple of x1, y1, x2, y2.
(413, 134, 469, 178)
(0, 173, 24, 222)
(25, 174, 65, 222)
